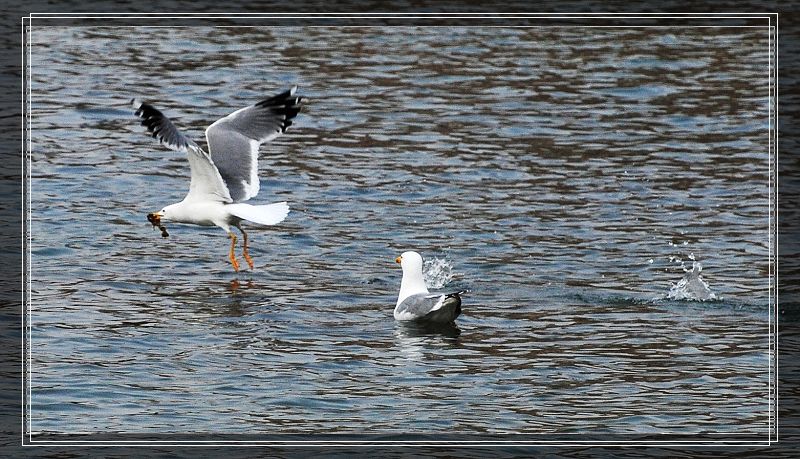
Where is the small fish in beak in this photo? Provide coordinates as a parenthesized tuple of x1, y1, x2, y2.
(147, 212, 161, 226)
(147, 212, 169, 238)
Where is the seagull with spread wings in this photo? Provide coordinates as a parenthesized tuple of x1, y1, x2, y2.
(131, 86, 303, 272)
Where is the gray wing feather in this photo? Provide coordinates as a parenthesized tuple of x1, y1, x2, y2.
(132, 99, 232, 203)
(205, 87, 303, 202)
(396, 293, 444, 318)
(395, 291, 464, 322)
(132, 98, 201, 153)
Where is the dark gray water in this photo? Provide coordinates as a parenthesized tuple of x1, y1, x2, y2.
(26, 25, 774, 437)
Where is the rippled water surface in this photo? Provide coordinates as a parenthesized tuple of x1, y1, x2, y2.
(27, 25, 774, 437)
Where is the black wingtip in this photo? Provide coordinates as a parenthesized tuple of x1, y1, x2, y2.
(132, 100, 192, 151)
(256, 86, 304, 133)
(445, 289, 470, 299)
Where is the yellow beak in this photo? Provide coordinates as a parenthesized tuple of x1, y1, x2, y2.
(395, 256, 402, 264)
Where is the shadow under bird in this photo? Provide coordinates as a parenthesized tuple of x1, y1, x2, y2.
(394, 251, 465, 323)
(131, 86, 303, 271)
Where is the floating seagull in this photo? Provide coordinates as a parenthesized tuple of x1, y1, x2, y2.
(394, 251, 464, 323)
(132, 87, 303, 271)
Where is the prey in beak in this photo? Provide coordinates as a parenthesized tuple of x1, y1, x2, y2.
(147, 212, 169, 238)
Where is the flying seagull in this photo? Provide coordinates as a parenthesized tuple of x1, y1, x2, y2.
(131, 86, 303, 271)
(394, 251, 464, 323)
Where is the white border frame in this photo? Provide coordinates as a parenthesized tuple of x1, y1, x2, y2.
(21, 11, 780, 447)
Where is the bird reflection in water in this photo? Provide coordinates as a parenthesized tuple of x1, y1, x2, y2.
(393, 321, 461, 362)
(227, 278, 255, 293)
(395, 320, 461, 339)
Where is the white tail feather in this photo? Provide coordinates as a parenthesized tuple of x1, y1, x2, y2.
(227, 202, 290, 226)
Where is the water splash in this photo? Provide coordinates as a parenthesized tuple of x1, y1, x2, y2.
(667, 256, 718, 301)
(423, 256, 454, 289)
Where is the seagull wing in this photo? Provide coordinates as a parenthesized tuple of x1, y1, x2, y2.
(395, 291, 466, 322)
(204, 86, 303, 203)
(132, 99, 233, 203)
(394, 293, 447, 320)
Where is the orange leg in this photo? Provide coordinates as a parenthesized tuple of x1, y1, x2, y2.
(228, 232, 240, 272)
(240, 227, 255, 270)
